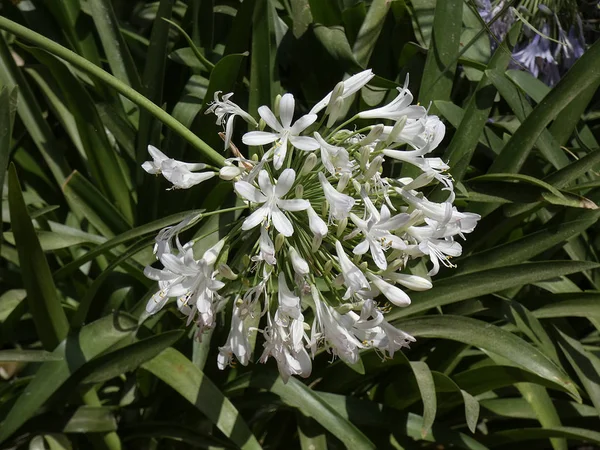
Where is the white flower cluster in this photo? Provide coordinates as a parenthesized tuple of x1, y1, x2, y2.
(142, 70, 480, 382)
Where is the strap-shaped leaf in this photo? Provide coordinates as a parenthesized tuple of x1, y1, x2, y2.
(142, 348, 263, 450)
(395, 315, 580, 401)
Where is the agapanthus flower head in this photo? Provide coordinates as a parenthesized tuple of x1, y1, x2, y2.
(142, 69, 480, 382)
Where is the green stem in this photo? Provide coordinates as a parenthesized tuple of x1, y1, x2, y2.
(0, 16, 225, 167)
(201, 205, 248, 218)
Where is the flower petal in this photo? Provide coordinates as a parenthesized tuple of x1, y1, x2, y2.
(258, 105, 283, 132)
(278, 199, 309, 211)
(271, 207, 294, 236)
(148, 145, 168, 163)
(235, 180, 267, 203)
(258, 170, 273, 193)
(290, 113, 317, 135)
(279, 93, 295, 129)
(353, 239, 369, 255)
(272, 136, 288, 171)
(289, 135, 319, 151)
(242, 131, 279, 146)
(242, 205, 269, 230)
(275, 168, 296, 197)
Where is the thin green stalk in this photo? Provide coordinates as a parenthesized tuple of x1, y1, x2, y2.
(0, 16, 225, 167)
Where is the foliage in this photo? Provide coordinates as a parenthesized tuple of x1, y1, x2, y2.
(0, 0, 599, 449)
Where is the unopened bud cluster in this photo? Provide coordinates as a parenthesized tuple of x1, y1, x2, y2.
(142, 70, 480, 382)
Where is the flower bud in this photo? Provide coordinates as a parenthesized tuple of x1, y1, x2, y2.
(359, 124, 384, 146)
(259, 118, 266, 131)
(251, 153, 259, 162)
(336, 217, 347, 238)
(323, 259, 333, 275)
(218, 263, 238, 280)
(326, 97, 345, 128)
(352, 179, 362, 193)
(275, 233, 285, 252)
(274, 94, 282, 117)
(385, 115, 407, 145)
(359, 261, 368, 271)
(303, 322, 311, 331)
(364, 155, 384, 180)
(295, 184, 304, 199)
(289, 246, 309, 276)
(322, 200, 329, 218)
(324, 81, 344, 117)
(219, 165, 242, 180)
(311, 235, 323, 252)
(359, 146, 371, 168)
(242, 254, 251, 267)
(337, 173, 350, 192)
(300, 153, 318, 175)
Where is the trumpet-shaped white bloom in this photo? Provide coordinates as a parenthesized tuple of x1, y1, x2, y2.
(235, 169, 309, 236)
(314, 132, 353, 175)
(358, 76, 426, 120)
(243, 94, 319, 169)
(310, 69, 375, 115)
(205, 91, 258, 149)
(319, 172, 355, 221)
(335, 240, 370, 299)
(366, 273, 411, 306)
(142, 145, 215, 189)
(347, 204, 409, 270)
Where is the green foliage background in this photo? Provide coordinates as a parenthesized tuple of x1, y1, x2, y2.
(0, 0, 600, 448)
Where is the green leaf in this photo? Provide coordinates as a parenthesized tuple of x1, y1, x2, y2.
(0, 350, 62, 362)
(534, 294, 600, 319)
(418, 0, 463, 113)
(8, 164, 69, 351)
(88, 0, 141, 91)
(0, 17, 224, 167)
(0, 312, 137, 444)
(0, 86, 18, 249)
(24, 45, 135, 223)
(249, 0, 279, 116)
(442, 22, 521, 182)
(387, 261, 600, 319)
(454, 365, 575, 396)
(227, 371, 376, 449)
(0, 34, 70, 184)
(396, 315, 580, 401)
(486, 427, 600, 447)
(62, 171, 132, 238)
(488, 38, 600, 174)
(313, 25, 361, 71)
(410, 361, 437, 437)
(556, 329, 600, 418)
(142, 348, 262, 450)
(455, 217, 599, 275)
(514, 383, 567, 450)
(297, 413, 328, 450)
(352, 0, 390, 67)
(315, 392, 488, 450)
(80, 330, 183, 384)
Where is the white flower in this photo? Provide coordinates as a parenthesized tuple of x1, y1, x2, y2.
(384, 272, 432, 291)
(276, 273, 305, 350)
(256, 226, 276, 265)
(366, 273, 411, 306)
(381, 115, 445, 151)
(289, 246, 309, 276)
(142, 145, 215, 189)
(314, 132, 353, 175)
(205, 91, 258, 149)
(217, 305, 253, 369)
(310, 69, 375, 114)
(348, 205, 409, 270)
(319, 172, 355, 221)
(260, 314, 312, 383)
(358, 75, 426, 121)
(234, 169, 309, 236)
(306, 205, 328, 238)
(311, 287, 364, 364)
(242, 94, 319, 169)
(335, 240, 370, 300)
